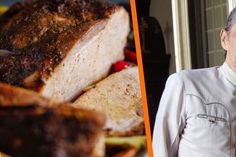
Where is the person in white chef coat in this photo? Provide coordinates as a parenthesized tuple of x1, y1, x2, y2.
(152, 7, 236, 157)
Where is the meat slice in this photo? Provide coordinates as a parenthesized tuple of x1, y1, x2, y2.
(0, 83, 105, 157)
(0, 0, 130, 101)
(73, 67, 144, 136)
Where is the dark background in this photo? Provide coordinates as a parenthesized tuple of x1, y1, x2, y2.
(1, 0, 20, 5)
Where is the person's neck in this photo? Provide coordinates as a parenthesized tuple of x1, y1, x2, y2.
(226, 58, 236, 74)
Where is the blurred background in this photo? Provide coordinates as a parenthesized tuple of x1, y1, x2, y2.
(0, 0, 18, 5)
(1, 0, 231, 142)
(135, 0, 231, 137)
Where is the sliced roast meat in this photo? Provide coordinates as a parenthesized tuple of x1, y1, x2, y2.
(0, 0, 130, 102)
(0, 83, 105, 157)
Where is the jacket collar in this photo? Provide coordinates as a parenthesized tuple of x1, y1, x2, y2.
(220, 62, 236, 85)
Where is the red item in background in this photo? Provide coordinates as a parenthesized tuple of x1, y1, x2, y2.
(112, 60, 129, 72)
(124, 49, 137, 64)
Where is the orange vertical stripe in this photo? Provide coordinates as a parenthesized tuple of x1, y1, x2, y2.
(130, 1, 154, 157)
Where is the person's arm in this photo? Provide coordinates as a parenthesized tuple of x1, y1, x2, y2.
(152, 73, 186, 157)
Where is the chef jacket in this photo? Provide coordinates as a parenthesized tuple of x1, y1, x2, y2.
(152, 62, 236, 157)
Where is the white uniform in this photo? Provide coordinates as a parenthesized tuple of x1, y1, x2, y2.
(153, 62, 236, 157)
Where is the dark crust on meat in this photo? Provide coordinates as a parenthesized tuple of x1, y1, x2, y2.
(0, 83, 105, 157)
(0, 82, 59, 107)
(0, 1, 32, 26)
(0, 105, 105, 157)
(0, 0, 118, 91)
(0, 82, 105, 123)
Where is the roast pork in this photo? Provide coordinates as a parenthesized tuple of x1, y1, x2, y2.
(0, 83, 105, 157)
(73, 67, 144, 136)
(0, 0, 130, 101)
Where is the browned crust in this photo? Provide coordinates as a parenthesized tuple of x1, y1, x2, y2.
(0, 106, 105, 157)
(0, 1, 32, 28)
(0, 0, 119, 91)
(0, 82, 56, 107)
(0, 82, 105, 123)
(0, 82, 105, 157)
